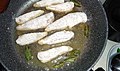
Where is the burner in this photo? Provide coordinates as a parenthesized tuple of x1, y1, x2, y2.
(104, 0, 120, 42)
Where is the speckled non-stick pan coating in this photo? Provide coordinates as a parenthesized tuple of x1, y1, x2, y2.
(0, 0, 108, 71)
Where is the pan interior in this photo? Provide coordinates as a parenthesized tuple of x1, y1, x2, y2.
(15, 0, 90, 70)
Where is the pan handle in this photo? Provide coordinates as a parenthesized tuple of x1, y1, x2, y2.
(0, 0, 10, 14)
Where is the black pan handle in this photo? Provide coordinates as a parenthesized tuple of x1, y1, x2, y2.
(0, 0, 10, 14)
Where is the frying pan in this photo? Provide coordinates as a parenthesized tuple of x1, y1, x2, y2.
(0, 0, 108, 71)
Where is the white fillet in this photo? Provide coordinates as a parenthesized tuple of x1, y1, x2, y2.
(38, 30, 74, 45)
(37, 46, 73, 63)
(45, 12, 87, 32)
(16, 12, 54, 31)
(33, 0, 64, 7)
(46, 2, 74, 13)
(16, 32, 48, 46)
(15, 10, 44, 24)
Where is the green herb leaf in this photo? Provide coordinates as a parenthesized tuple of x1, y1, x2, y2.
(65, 57, 76, 63)
(117, 48, 120, 53)
(70, 0, 81, 7)
(25, 46, 32, 61)
(53, 62, 64, 68)
(65, 50, 80, 63)
(52, 49, 80, 68)
(69, 49, 80, 57)
(84, 24, 90, 38)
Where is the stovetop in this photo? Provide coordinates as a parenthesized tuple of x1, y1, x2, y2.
(93, 40, 118, 71)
